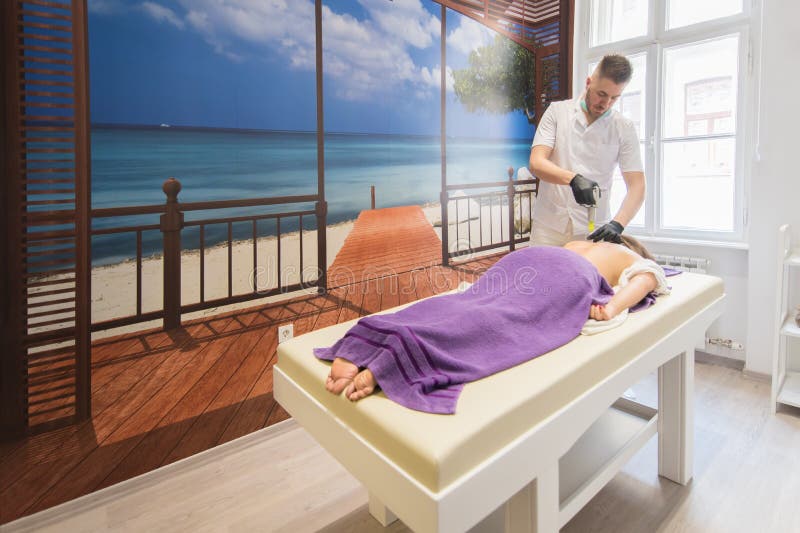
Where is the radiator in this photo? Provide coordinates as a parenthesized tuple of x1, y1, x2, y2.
(652, 254, 710, 274)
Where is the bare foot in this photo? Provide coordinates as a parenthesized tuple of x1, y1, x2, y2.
(326, 357, 358, 394)
(344, 368, 377, 401)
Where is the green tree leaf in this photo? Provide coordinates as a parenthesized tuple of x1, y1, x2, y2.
(452, 35, 536, 117)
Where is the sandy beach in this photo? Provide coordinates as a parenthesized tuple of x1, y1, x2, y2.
(79, 199, 531, 339)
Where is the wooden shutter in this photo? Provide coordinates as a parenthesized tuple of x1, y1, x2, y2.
(1, 0, 91, 438)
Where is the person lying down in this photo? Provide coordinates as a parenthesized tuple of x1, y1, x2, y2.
(314, 237, 669, 414)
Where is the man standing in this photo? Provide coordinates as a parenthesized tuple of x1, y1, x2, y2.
(525, 54, 645, 246)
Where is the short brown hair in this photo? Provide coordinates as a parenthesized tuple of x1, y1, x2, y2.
(596, 54, 633, 84)
(620, 235, 654, 261)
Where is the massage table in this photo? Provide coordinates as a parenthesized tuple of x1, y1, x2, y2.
(274, 272, 724, 532)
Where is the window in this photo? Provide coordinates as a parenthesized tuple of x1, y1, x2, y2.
(582, 0, 752, 241)
(667, 0, 743, 30)
(590, 0, 649, 46)
(662, 36, 739, 231)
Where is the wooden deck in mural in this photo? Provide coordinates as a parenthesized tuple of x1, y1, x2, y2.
(327, 205, 442, 287)
(0, 206, 504, 525)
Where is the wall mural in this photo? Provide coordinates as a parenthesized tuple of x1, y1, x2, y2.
(88, 0, 533, 262)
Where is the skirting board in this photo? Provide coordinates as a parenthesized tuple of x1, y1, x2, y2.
(695, 351, 768, 382)
(742, 368, 771, 383)
(695, 350, 745, 371)
(2, 419, 299, 532)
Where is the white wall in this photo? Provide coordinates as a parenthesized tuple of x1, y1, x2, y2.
(745, 0, 800, 375)
(650, 0, 800, 374)
(646, 242, 749, 360)
(641, 1, 800, 374)
(571, 0, 800, 372)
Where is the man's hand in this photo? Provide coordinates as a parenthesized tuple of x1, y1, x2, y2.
(569, 174, 599, 206)
(588, 220, 624, 243)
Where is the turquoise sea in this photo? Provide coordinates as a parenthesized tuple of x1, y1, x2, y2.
(91, 125, 533, 265)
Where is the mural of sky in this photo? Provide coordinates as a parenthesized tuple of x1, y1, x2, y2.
(88, 0, 533, 140)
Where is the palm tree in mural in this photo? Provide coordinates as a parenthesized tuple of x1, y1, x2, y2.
(452, 34, 538, 124)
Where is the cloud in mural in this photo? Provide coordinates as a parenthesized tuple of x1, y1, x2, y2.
(447, 16, 495, 56)
(321, 2, 438, 100)
(356, 0, 440, 49)
(170, 0, 444, 101)
(419, 66, 454, 92)
(140, 2, 185, 29)
(127, 0, 477, 102)
(95, 0, 489, 102)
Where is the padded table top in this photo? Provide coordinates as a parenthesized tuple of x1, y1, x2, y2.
(275, 272, 723, 492)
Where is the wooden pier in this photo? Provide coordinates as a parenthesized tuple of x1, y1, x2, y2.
(328, 205, 442, 287)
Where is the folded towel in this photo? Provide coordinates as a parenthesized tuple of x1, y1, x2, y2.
(581, 258, 671, 335)
(581, 309, 629, 335)
(621, 258, 671, 296)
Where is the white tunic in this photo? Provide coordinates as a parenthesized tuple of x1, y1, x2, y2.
(531, 95, 643, 233)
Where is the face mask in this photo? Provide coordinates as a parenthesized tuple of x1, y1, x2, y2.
(581, 98, 611, 118)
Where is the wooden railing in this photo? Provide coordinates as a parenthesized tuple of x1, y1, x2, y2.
(441, 168, 537, 263)
(90, 178, 326, 331)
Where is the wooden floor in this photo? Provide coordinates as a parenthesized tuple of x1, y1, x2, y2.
(0, 206, 503, 525)
(5, 361, 800, 532)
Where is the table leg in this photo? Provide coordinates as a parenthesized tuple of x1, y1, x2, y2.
(368, 492, 398, 527)
(658, 346, 694, 485)
(503, 463, 559, 533)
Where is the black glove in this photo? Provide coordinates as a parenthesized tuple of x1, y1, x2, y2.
(588, 220, 624, 243)
(569, 174, 599, 206)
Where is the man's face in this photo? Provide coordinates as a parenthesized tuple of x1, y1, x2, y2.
(584, 75, 627, 119)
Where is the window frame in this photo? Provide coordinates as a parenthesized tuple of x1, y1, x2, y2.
(577, 0, 756, 243)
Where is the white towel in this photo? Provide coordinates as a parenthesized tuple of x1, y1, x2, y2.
(581, 309, 629, 335)
(581, 259, 670, 335)
(618, 258, 671, 296)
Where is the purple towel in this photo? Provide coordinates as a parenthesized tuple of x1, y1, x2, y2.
(314, 246, 614, 414)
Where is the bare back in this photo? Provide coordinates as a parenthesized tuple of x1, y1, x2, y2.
(562, 240, 642, 286)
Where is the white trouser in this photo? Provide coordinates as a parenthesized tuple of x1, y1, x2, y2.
(530, 218, 588, 247)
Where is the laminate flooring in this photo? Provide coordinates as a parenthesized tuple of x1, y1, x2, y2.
(5, 360, 799, 533)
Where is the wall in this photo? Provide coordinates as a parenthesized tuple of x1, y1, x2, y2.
(647, 242, 749, 360)
(745, 0, 800, 375)
(646, 0, 800, 374)
(635, 1, 800, 375)
(647, 0, 800, 374)
(570, 0, 753, 364)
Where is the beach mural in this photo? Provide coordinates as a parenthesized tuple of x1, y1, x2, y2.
(88, 0, 534, 267)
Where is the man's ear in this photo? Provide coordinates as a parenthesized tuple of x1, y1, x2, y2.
(585, 76, 592, 88)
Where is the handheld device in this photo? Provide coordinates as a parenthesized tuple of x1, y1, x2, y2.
(587, 186, 600, 233)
